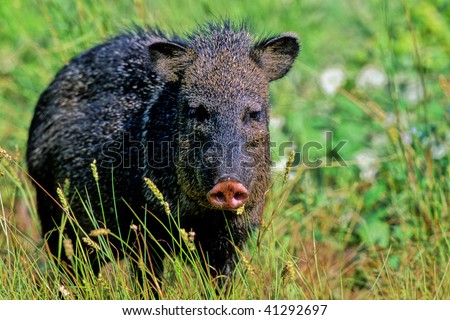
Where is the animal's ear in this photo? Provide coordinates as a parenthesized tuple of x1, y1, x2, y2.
(148, 41, 195, 82)
(251, 33, 300, 82)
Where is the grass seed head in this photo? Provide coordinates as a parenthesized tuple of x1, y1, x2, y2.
(0, 147, 12, 161)
(144, 177, 171, 215)
(56, 187, 70, 212)
(62, 237, 74, 262)
(236, 205, 245, 215)
(90, 159, 99, 182)
(96, 272, 110, 290)
(82, 237, 100, 250)
(180, 228, 196, 251)
(281, 260, 296, 283)
(283, 149, 296, 184)
(241, 255, 255, 276)
(89, 228, 111, 237)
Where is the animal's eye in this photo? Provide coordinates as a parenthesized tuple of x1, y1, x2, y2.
(244, 109, 262, 123)
(249, 111, 261, 121)
(189, 104, 210, 122)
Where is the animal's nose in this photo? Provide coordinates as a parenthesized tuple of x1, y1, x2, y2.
(207, 180, 249, 210)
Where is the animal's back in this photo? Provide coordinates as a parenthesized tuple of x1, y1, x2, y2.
(26, 29, 174, 241)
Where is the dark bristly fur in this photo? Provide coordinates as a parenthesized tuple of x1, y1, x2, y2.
(27, 20, 300, 295)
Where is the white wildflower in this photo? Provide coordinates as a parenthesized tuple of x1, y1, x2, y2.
(355, 150, 379, 182)
(319, 66, 346, 96)
(58, 285, 71, 298)
(372, 133, 388, 149)
(404, 80, 424, 104)
(423, 135, 448, 160)
(356, 65, 387, 89)
(431, 143, 447, 160)
(270, 116, 285, 130)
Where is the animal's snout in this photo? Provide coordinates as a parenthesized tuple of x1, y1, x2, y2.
(207, 180, 249, 210)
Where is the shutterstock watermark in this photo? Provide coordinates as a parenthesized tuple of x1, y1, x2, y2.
(99, 131, 348, 169)
(272, 131, 348, 168)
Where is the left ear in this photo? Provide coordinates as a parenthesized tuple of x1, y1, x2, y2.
(251, 33, 300, 82)
(148, 41, 196, 82)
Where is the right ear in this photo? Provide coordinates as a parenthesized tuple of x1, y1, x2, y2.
(148, 41, 194, 82)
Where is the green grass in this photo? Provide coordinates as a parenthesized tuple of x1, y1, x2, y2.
(0, 0, 449, 299)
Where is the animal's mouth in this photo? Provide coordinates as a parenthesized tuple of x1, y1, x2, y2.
(197, 200, 242, 212)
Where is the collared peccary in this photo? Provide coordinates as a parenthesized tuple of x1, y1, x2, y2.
(27, 20, 299, 293)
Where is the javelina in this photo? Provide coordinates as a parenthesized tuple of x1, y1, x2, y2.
(27, 20, 299, 292)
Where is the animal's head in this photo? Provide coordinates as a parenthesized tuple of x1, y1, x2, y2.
(149, 21, 300, 211)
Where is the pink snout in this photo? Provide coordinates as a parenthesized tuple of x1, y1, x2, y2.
(207, 180, 249, 210)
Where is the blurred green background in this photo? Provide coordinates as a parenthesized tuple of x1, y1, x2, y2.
(0, 0, 449, 299)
